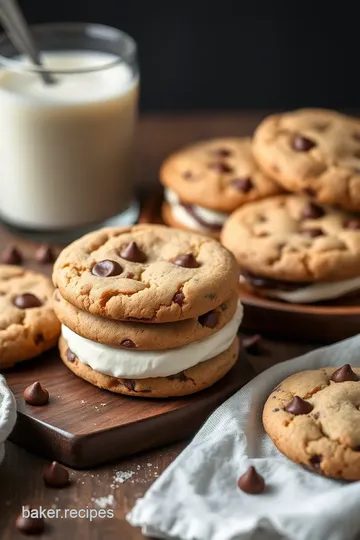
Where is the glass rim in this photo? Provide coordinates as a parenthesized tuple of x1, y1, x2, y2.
(0, 22, 137, 74)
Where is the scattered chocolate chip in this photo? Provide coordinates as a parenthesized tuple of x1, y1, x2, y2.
(208, 162, 233, 173)
(309, 455, 323, 469)
(237, 466, 265, 494)
(34, 333, 44, 345)
(172, 253, 200, 268)
(15, 506, 45, 535)
(182, 170, 193, 179)
(35, 245, 55, 264)
(303, 187, 317, 197)
(23, 382, 49, 406)
(345, 219, 360, 230)
(312, 412, 320, 420)
(92, 260, 122, 277)
(198, 310, 217, 328)
(1, 245, 22, 265)
(43, 461, 70, 488)
(122, 379, 135, 391)
(292, 134, 316, 152)
(120, 241, 146, 263)
(242, 334, 263, 355)
(272, 408, 280, 412)
(231, 177, 254, 193)
(331, 364, 358, 382)
(212, 147, 232, 158)
(121, 339, 136, 348)
(285, 396, 313, 415)
(168, 371, 188, 382)
(301, 228, 324, 238)
(301, 202, 325, 219)
(14, 294, 42, 309)
(66, 349, 76, 363)
(173, 291, 185, 306)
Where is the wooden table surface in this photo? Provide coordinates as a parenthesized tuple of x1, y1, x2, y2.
(0, 112, 323, 539)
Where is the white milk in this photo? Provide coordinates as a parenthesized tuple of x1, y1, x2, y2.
(0, 51, 139, 229)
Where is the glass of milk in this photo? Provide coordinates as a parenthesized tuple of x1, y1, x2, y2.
(0, 23, 139, 240)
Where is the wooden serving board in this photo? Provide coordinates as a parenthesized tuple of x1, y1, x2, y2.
(0, 206, 254, 468)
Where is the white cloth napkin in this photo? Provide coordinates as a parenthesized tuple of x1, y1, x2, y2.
(0, 375, 16, 464)
(128, 335, 360, 540)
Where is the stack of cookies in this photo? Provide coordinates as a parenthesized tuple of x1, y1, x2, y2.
(52, 225, 242, 398)
(160, 137, 281, 237)
(220, 108, 360, 304)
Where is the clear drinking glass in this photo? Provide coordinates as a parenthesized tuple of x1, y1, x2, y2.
(0, 23, 139, 241)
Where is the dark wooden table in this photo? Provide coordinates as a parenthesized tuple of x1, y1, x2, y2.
(0, 112, 319, 539)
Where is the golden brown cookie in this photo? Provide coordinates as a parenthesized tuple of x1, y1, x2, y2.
(253, 108, 360, 211)
(221, 194, 360, 283)
(161, 137, 281, 213)
(53, 290, 238, 348)
(53, 225, 239, 323)
(0, 266, 60, 369)
(59, 335, 239, 398)
(263, 365, 360, 480)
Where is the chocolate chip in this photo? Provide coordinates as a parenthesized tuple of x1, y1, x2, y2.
(312, 412, 320, 420)
(182, 170, 193, 179)
(122, 379, 135, 391)
(285, 396, 313, 415)
(345, 219, 360, 230)
(121, 339, 136, 348)
(272, 408, 280, 412)
(34, 333, 44, 345)
(237, 466, 265, 494)
(301, 202, 325, 219)
(120, 241, 146, 263)
(14, 293, 42, 309)
(173, 291, 185, 306)
(231, 177, 253, 193)
(66, 349, 76, 363)
(24, 382, 49, 406)
(208, 162, 233, 173)
(43, 461, 70, 488)
(242, 334, 263, 355)
(301, 228, 324, 238)
(309, 455, 323, 469)
(292, 134, 316, 152)
(331, 364, 358, 382)
(16, 506, 45, 535)
(172, 253, 200, 268)
(168, 371, 188, 382)
(35, 245, 55, 264)
(212, 147, 232, 157)
(92, 260, 122, 277)
(1, 245, 22, 265)
(198, 310, 217, 328)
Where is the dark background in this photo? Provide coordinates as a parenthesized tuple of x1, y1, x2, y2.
(19, 0, 360, 112)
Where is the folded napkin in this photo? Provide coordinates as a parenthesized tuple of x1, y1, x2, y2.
(0, 375, 16, 464)
(128, 335, 360, 540)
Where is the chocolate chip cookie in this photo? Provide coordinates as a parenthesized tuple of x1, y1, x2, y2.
(59, 334, 239, 398)
(263, 365, 360, 480)
(160, 137, 281, 235)
(54, 290, 239, 348)
(253, 108, 360, 211)
(0, 266, 60, 368)
(221, 194, 360, 283)
(53, 225, 239, 323)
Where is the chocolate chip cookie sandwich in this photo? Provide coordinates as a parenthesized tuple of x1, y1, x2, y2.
(160, 137, 281, 237)
(53, 225, 242, 398)
(221, 194, 360, 304)
(253, 108, 360, 212)
(263, 364, 360, 480)
(0, 265, 60, 369)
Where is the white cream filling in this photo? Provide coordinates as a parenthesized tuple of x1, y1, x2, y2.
(164, 188, 228, 230)
(258, 276, 360, 303)
(62, 302, 243, 379)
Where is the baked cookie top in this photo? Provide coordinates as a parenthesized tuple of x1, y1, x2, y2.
(160, 137, 281, 213)
(53, 225, 239, 323)
(253, 108, 360, 211)
(0, 265, 60, 368)
(221, 194, 360, 282)
(263, 365, 360, 480)
(54, 291, 239, 348)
